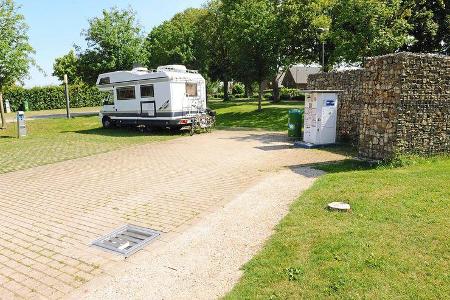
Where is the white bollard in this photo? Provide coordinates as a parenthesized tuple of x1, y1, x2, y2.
(17, 111, 27, 138)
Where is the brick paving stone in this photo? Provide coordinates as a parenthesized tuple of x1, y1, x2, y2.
(15, 286, 33, 298)
(0, 287, 16, 300)
(9, 273, 27, 283)
(0, 130, 345, 298)
(0, 274, 9, 285)
(2, 280, 22, 293)
(20, 278, 41, 291)
(37, 286, 59, 298)
(0, 266, 15, 277)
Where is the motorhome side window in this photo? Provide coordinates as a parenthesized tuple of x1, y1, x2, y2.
(140, 85, 154, 98)
(116, 86, 136, 100)
(186, 83, 198, 97)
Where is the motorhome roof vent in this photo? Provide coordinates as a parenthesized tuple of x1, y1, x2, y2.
(132, 66, 149, 73)
(157, 65, 187, 72)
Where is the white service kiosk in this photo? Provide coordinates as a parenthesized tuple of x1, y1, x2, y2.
(302, 90, 341, 146)
(17, 111, 27, 138)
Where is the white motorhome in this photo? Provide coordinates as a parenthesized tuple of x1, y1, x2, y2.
(96, 65, 207, 129)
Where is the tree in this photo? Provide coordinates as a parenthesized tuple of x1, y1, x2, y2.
(144, 8, 207, 71)
(0, 0, 35, 129)
(226, 0, 281, 110)
(77, 7, 146, 84)
(328, 0, 411, 66)
(279, 0, 330, 65)
(198, 0, 234, 101)
(52, 50, 82, 83)
(401, 0, 449, 54)
(280, 0, 412, 71)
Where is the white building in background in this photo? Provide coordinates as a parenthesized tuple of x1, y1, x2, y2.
(281, 65, 322, 89)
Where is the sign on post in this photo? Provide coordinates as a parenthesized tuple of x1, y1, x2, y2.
(17, 111, 27, 137)
(5, 100, 11, 113)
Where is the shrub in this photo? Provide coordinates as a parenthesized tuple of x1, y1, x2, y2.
(291, 94, 305, 101)
(280, 94, 290, 101)
(264, 92, 272, 99)
(280, 87, 305, 101)
(211, 92, 224, 99)
(207, 80, 221, 96)
(232, 83, 245, 95)
(4, 84, 107, 111)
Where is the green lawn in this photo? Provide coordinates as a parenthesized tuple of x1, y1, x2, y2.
(0, 116, 176, 174)
(226, 157, 450, 299)
(209, 99, 303, 131)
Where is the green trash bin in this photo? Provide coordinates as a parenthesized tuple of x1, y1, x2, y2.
(288, 109, 304, 139)
(22, 100, 29, 111)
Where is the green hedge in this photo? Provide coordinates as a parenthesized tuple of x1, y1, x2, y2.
(280, 87, 305, 101)
(265, 88, 305, 101)
(3, 85, 107, 111)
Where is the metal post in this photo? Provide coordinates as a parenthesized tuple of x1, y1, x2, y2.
(318, 27, 328, 72)
(322, 41, 325, 71)
(0, 92, 6, 129)
(64, 74, 71, 119)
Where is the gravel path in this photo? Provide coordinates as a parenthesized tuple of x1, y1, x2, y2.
(69, 167, 323, 300)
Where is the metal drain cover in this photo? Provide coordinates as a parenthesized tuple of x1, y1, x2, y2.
(92, 225, 160, 257)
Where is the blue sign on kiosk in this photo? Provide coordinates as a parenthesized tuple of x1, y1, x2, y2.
(325, 100, 336, 106)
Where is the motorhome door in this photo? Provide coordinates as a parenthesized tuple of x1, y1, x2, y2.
(139, 84, 156, 117)
(115, 86, 140, 116)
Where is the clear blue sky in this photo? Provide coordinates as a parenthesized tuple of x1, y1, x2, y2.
(16, 0, 206, 87)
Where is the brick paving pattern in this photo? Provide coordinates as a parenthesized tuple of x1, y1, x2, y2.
(0, 130, 344, 299)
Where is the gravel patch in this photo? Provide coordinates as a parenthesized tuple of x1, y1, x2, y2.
(69, 167, 323, 300)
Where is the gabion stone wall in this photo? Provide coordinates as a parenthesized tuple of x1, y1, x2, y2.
(308, 52, 449, 160)
(307, 70, 366, 144)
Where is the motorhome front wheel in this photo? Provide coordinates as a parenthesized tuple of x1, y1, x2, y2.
(102, 116, 114, 128)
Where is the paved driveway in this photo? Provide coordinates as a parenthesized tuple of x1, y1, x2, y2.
(0, 130, 345, 299)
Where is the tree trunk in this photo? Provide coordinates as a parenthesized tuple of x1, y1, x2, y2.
(272, 77, 280, 103)
(258, 82, 263, 111)
(0, 92, 6, 129)
(244, 83, 251, 98)
(223, 80, 229, 102)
